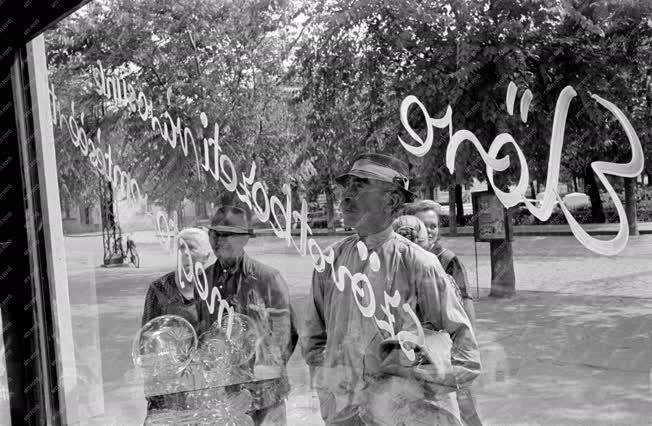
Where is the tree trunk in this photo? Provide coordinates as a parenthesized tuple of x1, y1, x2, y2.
(530, 181, 536, 199)
(176, 205, 185, 229)
(455, 184, 465, 226)
(429, 185, 436, 200)
(573, 176, 578, 192)
(196, 197, 207, 219)
(624, 177, 639, 236)
(325, 181, 336, 233)
(489, 239, 516, 297)
(584, 164, 605, 223)
(536, 181, 541, 194)
(448, 184, 457, 236)
(166, 203, 176, 223)
(647, 173, 652, 187)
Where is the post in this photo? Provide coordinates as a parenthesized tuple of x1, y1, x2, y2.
(489, 239, 516, 297)
(472, 190, 516, 297)
(448, 184, 457, 236)
(624, 177, 639, 236)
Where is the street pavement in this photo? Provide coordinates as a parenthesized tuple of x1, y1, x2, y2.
(59, 232, 652, 425)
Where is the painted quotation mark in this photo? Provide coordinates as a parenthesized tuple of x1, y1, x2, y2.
(356, 241, 380, 272)
(506, 81, 533, 123)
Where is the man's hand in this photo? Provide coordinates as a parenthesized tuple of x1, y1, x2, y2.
(378, 331, 454, 385)
(379, 339, 422, 379)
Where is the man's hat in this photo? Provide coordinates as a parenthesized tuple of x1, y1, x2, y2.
(208, 206, 254, 236)
(335, 153, 417, 202)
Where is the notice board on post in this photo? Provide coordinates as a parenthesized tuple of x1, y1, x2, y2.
(471, 191, 513, 242)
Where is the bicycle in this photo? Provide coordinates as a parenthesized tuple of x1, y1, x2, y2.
(125, 236, 140, 268)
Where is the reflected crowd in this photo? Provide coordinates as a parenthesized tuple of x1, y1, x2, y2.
(133, 153, 482, 425)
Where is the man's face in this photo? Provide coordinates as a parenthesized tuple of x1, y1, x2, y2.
(341, 177, 394, 234)
(209, 231, 249, 260)
(415, 209, 439, 243)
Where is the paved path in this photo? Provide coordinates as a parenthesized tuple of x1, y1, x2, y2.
(58, 234, 652, 425)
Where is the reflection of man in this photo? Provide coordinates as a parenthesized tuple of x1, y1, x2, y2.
(302, 153, 481, 425)
(199, 206, 297, 425)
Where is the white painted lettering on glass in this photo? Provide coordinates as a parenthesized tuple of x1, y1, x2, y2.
(399, 83, 645, 256)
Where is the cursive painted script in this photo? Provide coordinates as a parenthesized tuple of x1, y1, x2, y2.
(88, 61, 428, 360)
(398, 82, 644, 256)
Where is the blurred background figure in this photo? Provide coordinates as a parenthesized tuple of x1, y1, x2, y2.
(403, 200, 482, 426)
(403, 200, 476, 326)
(142, 227, 211, 328)
(393, 214, 429, 248)
(140, 227, 212, 413)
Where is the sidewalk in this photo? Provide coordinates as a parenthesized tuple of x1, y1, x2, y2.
(284, 289, 652, 425)
(63, 235, 652, 425)
(469, 290, 652, 426)
(440, 221, 652, 237)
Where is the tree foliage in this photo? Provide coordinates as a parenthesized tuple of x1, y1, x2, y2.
(48, 0, 652, 227)
(48, 0, 307, 214)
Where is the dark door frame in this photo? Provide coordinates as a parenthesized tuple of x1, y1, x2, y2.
(0, 1, 93, 424)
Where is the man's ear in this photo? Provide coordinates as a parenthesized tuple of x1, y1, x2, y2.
(387, 191, 404, 214)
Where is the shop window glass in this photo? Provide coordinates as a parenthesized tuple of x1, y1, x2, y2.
(39, 0, 652, 424)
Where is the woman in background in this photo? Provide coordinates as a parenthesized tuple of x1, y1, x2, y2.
(394, 205, 482, 426)
(392, 214, 429, 248)
(142, 227, 212, 327)
(140, 227, 212, 415)
(403, 200, 476, 327)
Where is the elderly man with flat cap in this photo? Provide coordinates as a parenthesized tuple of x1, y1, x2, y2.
(302, 153, 481, 425)
(199, 205, 297, 425)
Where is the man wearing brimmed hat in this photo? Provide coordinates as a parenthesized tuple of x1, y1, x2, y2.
(199, 206, 297, 425)
(302, 153, 481, 425)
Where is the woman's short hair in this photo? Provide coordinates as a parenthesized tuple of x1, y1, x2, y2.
(403, 199, 443, 216)
(177, 227, 212, 262)
(392, 215, 429, 247)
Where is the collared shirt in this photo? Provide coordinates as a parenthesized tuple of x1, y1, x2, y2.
(302, 226, 481, 424)
(210, 256, 245, 309)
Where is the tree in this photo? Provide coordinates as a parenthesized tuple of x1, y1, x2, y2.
(294, 0, 562, 229)
(47, 0, 308, 226)
(538, 0, 652, 224)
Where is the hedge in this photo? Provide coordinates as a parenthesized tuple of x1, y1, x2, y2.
(439, 205, 652, 227)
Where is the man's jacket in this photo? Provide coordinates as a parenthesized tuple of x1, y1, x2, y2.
(302, 227, 481, 424)
(197, 254, 298, 405)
